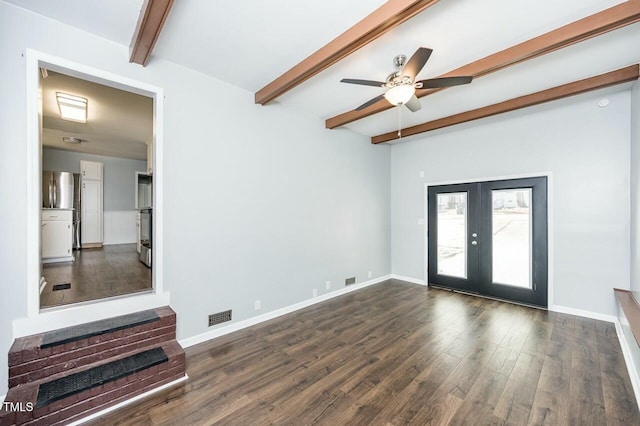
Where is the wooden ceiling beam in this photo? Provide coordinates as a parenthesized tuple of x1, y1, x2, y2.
(327, 1, 640, 129)
(254, 0, 441, 105)
(371, 64, 640, 144)
(129, 0, 175, 66)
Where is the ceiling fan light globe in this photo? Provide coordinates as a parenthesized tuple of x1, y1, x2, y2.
(384, 85, 415, 106)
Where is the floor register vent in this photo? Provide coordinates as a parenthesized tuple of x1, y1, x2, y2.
(209, 310, 232, 327)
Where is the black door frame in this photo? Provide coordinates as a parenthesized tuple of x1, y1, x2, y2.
(424, 175, 550, 308)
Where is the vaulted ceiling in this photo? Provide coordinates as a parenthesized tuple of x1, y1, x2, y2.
(7, 0, 640, 144)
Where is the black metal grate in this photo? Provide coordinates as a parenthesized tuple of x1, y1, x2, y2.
(35, 347, 168, 408)
(52, 283, 71, 291)
(209, 310, 232, 327)
(41, 310, 159, 348)
(345, 277, 356, 286)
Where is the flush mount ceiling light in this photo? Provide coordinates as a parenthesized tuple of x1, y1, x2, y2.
(56, 92, 87, 123)
(62, 136, 86, 144)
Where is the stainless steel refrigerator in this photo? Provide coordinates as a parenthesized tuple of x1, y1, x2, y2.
(42, 171, 74, 209)
(42, 171, 81, 249)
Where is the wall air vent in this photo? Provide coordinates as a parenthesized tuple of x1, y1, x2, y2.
(208, 310, 232, 327)
(345, 277, 356, 286)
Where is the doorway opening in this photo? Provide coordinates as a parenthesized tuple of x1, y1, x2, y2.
(24, 51, 165, 324)
(39, 69, 154, 309)
(427, 177, 548, 308)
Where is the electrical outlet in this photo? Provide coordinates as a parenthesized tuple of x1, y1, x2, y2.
(313, 288, 318, 297)
(325, 281, 331, 289)
(254, 300, 261, 310)
(418, 218, 425, 225)
(419, 171, 425, 178)
(368, 271, 372, 279)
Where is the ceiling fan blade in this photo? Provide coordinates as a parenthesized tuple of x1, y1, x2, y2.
(355, 94, 386, 111)
(402, 47, 433, 80)
(404, 95, 421, 112)
(415, 76, 473, 89)
(340, 78, 386, 87)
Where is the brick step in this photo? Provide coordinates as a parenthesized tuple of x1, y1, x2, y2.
(0, 340, 185, 426)
(8, 307, 176, 387)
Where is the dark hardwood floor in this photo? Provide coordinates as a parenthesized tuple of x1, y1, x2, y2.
(90, 280, 639, 425)
(40, 244, 152, 308)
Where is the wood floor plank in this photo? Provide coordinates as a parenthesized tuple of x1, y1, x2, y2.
(89, 281, 640, 426)
(528, 338, 573, 425)
(408, 392, 465, 425)
(368, 351, 462, 424)
(598, 343, 640, 425)
(492, 352, 545, 424)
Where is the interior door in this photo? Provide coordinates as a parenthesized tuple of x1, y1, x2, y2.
(427, 177, 548, 308)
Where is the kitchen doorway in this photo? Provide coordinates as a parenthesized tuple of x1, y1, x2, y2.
(427, 177, 548, 308)
(24, 51, 165, 323)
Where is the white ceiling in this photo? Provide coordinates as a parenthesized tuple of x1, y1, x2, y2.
(4, 0, 144, 45)
(8, 0, 640, 141)
(41, 70, 153, 160)
(153, 0, 387, 91)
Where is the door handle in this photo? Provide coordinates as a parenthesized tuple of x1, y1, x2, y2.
(471, 241, 478, 245)
(472, 233, 477, 237)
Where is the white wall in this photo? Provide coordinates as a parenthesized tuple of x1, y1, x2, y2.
(625, 81, 640, 397)
(390, 89, 631, 317)
(0, 2, 391, 396)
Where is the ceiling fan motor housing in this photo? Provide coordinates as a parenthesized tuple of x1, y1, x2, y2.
(393, 54, 407, 69)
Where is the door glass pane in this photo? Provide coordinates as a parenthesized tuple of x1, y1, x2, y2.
(492, 188, 532, 288)
(437, 192, 467, 278)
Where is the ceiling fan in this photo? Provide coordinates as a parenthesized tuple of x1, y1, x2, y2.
(341, 47, 473, 112)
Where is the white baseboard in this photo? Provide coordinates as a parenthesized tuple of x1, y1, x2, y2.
(614, 319, 640, 409)
(390, 274, 426, 286)
(549, 304, 617, 323)
(69, 374, 188, 425)
(179, 275, 392, 348)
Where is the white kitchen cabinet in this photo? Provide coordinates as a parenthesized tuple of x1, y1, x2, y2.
(81, 161, 104, 247)
(80, 160, 102, 180)
(42, 210, 73, 262)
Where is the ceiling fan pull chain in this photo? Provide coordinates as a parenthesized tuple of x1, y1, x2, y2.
(398, 105, 402, 138)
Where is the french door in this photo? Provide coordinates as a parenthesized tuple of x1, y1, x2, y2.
(427, 177, 547, 308)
